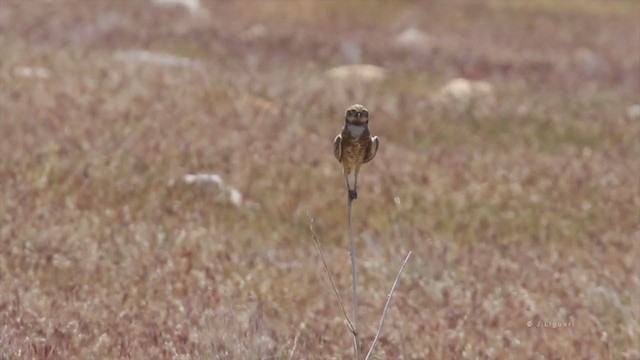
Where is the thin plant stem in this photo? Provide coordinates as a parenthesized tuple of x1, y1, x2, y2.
(308, 215, 355, 334)
(365, 251, 412, 360)
(348, 196, 361, 360)
(288, 328, 301, 360)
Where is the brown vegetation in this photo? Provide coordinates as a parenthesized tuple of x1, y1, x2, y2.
(1, 1, 639, 358)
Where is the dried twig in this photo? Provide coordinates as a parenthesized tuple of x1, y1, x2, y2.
(347, 196, 361, 359)
(365, 251, 412, 360)
(288, 328, 301, 360)
(308, 214, 355, 333)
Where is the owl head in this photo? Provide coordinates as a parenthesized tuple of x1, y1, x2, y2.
(345, 104, 369, 126)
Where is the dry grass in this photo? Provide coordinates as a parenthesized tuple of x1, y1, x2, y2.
(1, 0, 639, 359)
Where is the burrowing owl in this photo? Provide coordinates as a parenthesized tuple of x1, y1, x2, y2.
(334, 104, 379, 200)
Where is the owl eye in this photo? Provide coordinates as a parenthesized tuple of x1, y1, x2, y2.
(362, 110, 368, 116)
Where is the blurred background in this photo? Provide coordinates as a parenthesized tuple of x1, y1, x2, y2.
(1, 0, 639, 358)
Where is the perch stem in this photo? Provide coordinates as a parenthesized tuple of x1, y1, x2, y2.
(348, 196, 361, 359)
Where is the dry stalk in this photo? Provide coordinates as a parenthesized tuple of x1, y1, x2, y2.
(288, 328, 301, 360)
(365, 251, 412, 360)
(309, 181, 410, 360)
(308, 215, 355, 334)
(347, 196, 361, 359)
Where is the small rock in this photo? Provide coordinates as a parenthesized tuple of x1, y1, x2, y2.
(435, 78, 495, 111)
(227, 188, 243, 207)
(114, 50, 199, 69)
(394, 26, 432, 50)
(152, 0, 203, 15)
(626, 104, 640, 119)
(183, 173, 243, 207)
(325, 64, 387, 83)
(13, 66, 50, 79)
(183, 174, 224, 185)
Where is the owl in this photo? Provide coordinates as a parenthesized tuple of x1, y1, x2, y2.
(333, 104, 379, 200)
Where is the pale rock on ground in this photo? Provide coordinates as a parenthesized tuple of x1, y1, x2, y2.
(325, 64, 387, 83)
(151, 0, 204, 15)
(393, 26, 432, 51)
(183, 173, 243, 207)
(435, 78, 496, 112)
(13, 66, 50, 79)
(114, 50, 200, 69)
(626, 104, 640, 119)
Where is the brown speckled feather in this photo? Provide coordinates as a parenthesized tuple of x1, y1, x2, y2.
(338, 125, 373, 174)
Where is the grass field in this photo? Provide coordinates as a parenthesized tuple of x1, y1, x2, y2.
(1, 0, 639, 358)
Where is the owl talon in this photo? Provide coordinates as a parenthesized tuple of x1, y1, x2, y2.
(348, 189, 358, 200)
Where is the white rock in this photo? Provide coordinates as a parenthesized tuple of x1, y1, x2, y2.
(436, 78, 495, 110)
(183, 173, 224, 185)
(13, 66, 50, 79)
(183, 173, 243, 206)
(394, 27, 431, 49)
(227, 188, 243, 207)
(325, 64, 387, 82)
(152, 0, 202, 15)
(626, 104, 640, 119)
(114, 50, 199, 69)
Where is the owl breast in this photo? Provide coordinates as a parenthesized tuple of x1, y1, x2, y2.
(341, 136, 369, 170)
(346, 124, 367, 137)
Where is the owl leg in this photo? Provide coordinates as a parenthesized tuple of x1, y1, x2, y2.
(351, 166, 360, 200)
(344, 168, 357, 200)
(344, 173, 351, 191)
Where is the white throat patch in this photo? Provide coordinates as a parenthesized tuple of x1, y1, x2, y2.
(347, 124, 366, 137)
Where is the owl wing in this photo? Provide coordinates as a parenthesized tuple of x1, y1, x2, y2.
(333, 133, 343, 162)
(363, 136, 379, 164)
